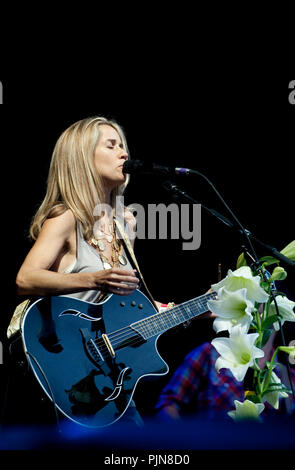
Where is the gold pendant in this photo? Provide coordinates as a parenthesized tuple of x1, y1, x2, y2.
(119, 254, 127, 265)
(91, 238, 98, 246)
(98, 240, 105, 251)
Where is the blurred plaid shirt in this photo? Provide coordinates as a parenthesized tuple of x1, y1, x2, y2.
(155, 342, 295, 420)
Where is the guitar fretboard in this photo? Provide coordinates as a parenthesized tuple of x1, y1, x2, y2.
(130, 291, 216, 340)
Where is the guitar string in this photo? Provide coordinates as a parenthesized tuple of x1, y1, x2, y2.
(95, 303, 208, 355)
(93, 293, 216, 355)
(103, 300, 211, 347)
(94, 293, 215, 346)
(111, 292, 215, 341)
(94, 293, 216, 352)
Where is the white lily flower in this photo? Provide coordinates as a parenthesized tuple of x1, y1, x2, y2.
(228, 399, 265, 421)
(211, 325, 264, 381)
(262, 371, 288, 409)
(211, 266, 269, 304)
(268, 295, 295, 331)
(208, 287, 254, 334)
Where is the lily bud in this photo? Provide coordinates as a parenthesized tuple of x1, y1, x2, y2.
(278, 346, 295, 358)
(269, 266, 287, 282)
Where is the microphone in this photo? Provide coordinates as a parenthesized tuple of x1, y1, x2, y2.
(122, 160, 192, 176)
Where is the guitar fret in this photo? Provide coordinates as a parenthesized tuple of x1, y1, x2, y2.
(131, 291, 216, 339)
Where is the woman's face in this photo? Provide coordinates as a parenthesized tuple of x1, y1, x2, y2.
(93, 124, 128, 191)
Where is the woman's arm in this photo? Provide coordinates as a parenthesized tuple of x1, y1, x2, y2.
(16, 210, 90, 296)
(16, 210, 139, 296)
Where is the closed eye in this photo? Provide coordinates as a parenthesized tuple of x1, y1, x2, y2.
(106, 139, 124, 149)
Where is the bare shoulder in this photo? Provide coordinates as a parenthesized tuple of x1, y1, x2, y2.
(40, 209, 76, 240)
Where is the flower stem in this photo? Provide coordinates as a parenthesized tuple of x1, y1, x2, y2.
(254, 309, 263, 348)
(252, 362, 263, 401)
(261, 347, 279, 395)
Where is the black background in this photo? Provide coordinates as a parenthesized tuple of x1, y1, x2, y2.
(0, 36, 295, 420)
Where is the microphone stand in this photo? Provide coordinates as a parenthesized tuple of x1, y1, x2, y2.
(162, 180, 295, 268)
(162, 178, 295, 404)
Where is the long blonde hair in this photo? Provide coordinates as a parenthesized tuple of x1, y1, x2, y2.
(30, 116, 130, 240)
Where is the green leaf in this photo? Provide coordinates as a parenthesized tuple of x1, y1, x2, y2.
(259, 256, 280, 267)
(265, 361, 277, 370)
(236, 253, 248, 269)
(259, 369, 270, 383)
(265, 382, 284, 389)
(261, 329, 273, 347)
(261, 281, 271, 290)
(262, 384, 289, 395)
(261, 315, 279, 330)
(245, 394, 261, 404)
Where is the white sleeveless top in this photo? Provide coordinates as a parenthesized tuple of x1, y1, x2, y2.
(62, 222, 134, 302)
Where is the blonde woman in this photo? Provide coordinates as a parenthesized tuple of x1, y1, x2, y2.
(11, 116, 165, 428)
(16, 116, 159, 304)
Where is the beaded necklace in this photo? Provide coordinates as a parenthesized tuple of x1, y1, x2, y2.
(89, 221, 127, 269)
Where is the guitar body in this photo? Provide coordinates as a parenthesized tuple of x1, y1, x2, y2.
(21, 290, 168, 428)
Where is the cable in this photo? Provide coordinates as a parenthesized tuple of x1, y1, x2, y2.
(25, 351, 62, 433)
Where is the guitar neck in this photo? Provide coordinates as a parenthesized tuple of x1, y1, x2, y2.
(131, 291, 216, 340)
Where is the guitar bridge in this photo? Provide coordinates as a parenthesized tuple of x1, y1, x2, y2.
(101, 333, 116, 358)
(80, 328, 104, 364)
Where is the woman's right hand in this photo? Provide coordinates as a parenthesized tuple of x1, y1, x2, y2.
(92, 267, 140, 295)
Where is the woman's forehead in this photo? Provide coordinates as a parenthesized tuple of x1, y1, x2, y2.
(99, 124, 122, 141)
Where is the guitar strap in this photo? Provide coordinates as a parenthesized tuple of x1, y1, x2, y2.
(7, 298, 32, 339)
(114, 216, 159, 311)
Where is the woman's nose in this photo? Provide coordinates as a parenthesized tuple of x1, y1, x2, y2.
(119, 149, 128, 160)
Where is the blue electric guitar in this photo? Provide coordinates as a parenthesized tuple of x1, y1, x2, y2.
(21, 289, 216, 428)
